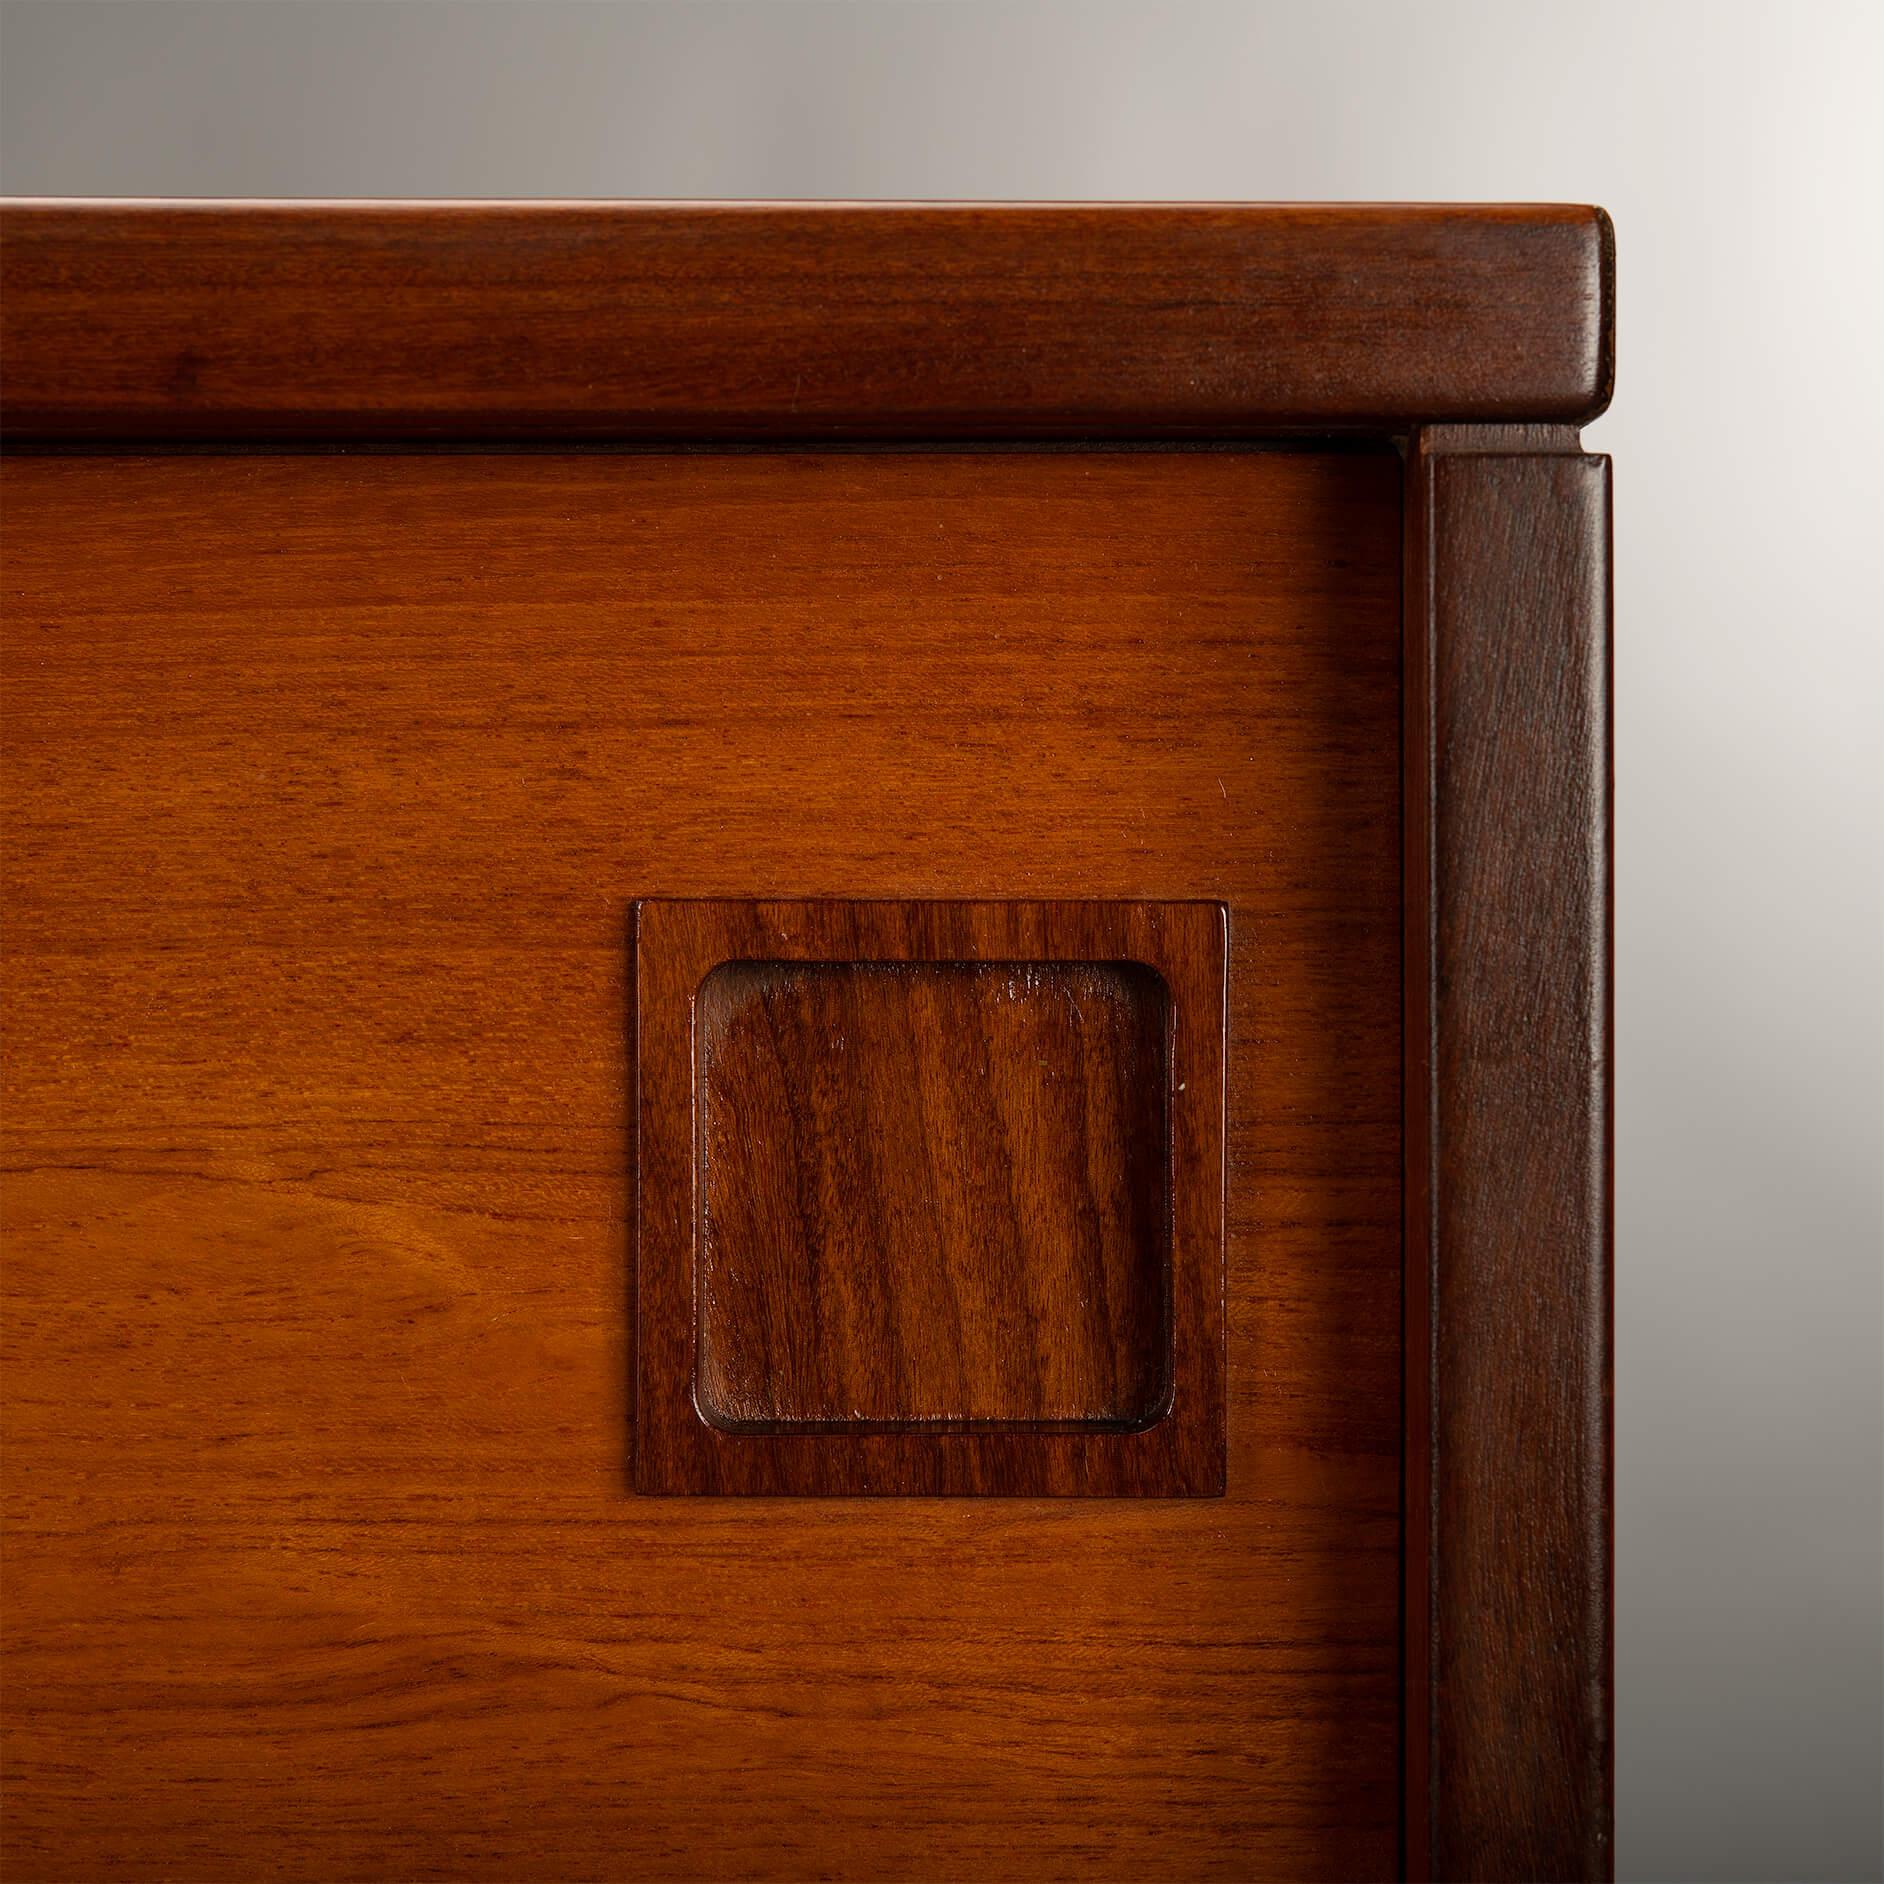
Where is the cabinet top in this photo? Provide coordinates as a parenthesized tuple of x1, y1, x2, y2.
(1, 200, 1612, 443)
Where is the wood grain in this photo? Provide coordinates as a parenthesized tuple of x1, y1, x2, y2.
(699, 962, 1170, 1429)
(1403, 424, 1613, 1880)
(2, 447, 1404, 1879)
(0, 200, 1612, 442)
(636, 899, 1225, 1497)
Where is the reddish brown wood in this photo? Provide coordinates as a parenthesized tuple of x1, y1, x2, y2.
(2, 201, 1617, 1879)
(636, 899, 1226, 1496)
(698, 959, 1172, 1429)
(2, 446, 1404, 1879)
(699, 961, 1170, 1427)
(1403, 424, 1613, 1881)
(0, 201, 1612, 442)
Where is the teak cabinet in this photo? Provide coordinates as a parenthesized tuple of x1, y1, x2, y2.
(0, 203, 1613, 1882)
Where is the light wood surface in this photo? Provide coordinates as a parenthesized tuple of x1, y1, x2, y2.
(3, 447, 1402, 1878)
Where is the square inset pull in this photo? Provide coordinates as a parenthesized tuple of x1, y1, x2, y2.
(695, 959, 1172, 1432)
(635, 901, 1225, 1496)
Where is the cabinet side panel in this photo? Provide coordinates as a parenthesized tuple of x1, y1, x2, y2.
(1407, 433, 1613, 1881)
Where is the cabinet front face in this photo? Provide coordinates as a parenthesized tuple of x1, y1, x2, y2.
(2, 446, 1405, 1879)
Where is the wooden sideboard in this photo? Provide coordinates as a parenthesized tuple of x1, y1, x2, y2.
(0, 202, 1612, 1881)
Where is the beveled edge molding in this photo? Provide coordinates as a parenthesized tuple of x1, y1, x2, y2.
(0, 200, 1611, 442)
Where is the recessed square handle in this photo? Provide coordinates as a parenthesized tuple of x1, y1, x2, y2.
(633, 899, 1226, 1496)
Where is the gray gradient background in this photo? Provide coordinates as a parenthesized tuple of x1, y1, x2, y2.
(2, 4, 1879, 1878)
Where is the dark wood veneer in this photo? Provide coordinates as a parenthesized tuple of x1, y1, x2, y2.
(0, 200, 1611, 441)
(636, 898, 1227, 1497)
(1403, 424, 1613, 1882)
(695, 960, 1172, 1430)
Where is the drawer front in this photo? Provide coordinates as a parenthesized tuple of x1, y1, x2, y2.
(3, 445, 1403, 1879)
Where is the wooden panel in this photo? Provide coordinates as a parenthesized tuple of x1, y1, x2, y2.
(0, 201, 1612, 441)
(1, 447, 1402, 1879)
(699, 962, 1170, 1428)
(636, 898, 1225, 1496)
(1404, 425, 1613, 1879)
